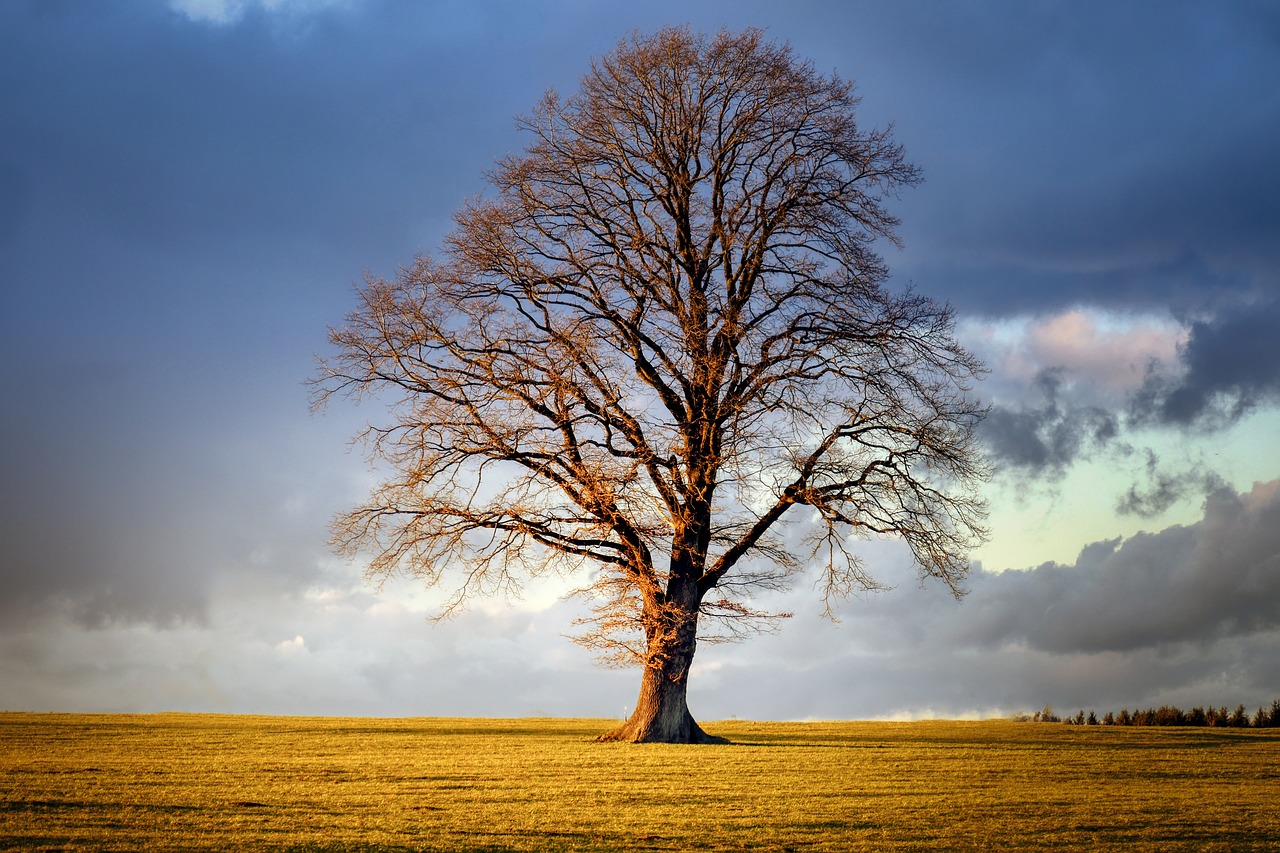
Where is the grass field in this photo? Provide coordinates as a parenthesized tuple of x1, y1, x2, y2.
(2, 713, 1278, 851)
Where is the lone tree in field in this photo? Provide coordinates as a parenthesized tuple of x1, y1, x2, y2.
(315, 27, 987, 743)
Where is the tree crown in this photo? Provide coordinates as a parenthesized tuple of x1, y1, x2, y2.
(315, 27, 988, 664)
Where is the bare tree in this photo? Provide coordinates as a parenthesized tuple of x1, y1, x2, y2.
(314, 27, 988, 743)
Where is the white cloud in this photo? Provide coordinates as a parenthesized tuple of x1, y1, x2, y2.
(1024, 310, 1186, 392)
(274, 634, 307, 656)
(963, 309, 1187, 401)
(168, 0, 351, 26)
(169, 0, 248, 25)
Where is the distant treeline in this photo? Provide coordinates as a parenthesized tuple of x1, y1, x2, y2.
(1018, 699, 1280, 728)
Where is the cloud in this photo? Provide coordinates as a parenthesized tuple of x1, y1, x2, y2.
(979, 368, 1119, 477)
(0, 371, 356, 630)
(1114, 451, 1226, 519)
(169, 0, 249, 25)
(1017, 311, 1185, 393)
(2, 1, 1278, 724)
(275, 634, 308, 656)
(965, 311, 1187, 478)
(1131, 296, 1280, 428)
(957, 480, 1280, 654)
(3, 480, 1277, 720)
(694, 478, 1280, 719)
(972, 303, 1280, 490)
(888, 3, 1280, 319)
(0, 581, 635, 717)
(168, 0, 352, 26)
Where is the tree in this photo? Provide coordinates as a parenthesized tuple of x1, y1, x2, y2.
(1035, 705, 1060, 724)
(314, 27, 988, 743)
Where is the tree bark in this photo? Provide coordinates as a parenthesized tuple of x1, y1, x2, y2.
(597, 647, 726, 744)
(597, 593, 727, 744)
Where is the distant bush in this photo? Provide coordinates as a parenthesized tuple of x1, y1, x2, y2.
(1022, 699, 1280, 728)
(1030, 704, 1060, 723)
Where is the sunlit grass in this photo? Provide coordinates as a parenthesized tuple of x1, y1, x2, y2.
(3, 714, 1277, 850)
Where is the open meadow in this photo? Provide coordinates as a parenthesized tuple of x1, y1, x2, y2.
(2, 713, 1278, 851)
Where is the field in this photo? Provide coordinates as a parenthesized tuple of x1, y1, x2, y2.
(2, 714, 1278, 851)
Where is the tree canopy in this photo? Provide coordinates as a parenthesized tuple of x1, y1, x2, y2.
(315, 27, 988, 742)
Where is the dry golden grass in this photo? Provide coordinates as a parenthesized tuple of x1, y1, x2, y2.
(2, 713, 1277, 851)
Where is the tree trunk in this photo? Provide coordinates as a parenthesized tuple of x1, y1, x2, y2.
(597, 601, 726, 744)
(597, 655, 725, 744)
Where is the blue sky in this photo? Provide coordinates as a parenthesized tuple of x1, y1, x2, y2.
(2, 0, 1278, 720)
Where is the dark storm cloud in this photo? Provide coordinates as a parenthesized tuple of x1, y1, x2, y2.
(956, 480, 1280, 654)
(1, 2, 524, 266)
(885, 1, 1280, 318)
(978, 360, 1234, 506)
(979, 297, 1280, 479)
(703, 622, 1280, 721)
(1114, 451, 1226, 519)
(979, 369, 1118, 477)
(1130, 297, 1280, 428)
(0, 372, 347, 628)
(1, 1, 548, 628)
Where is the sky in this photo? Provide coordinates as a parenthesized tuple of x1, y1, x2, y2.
(2, 0, 1278, 722)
